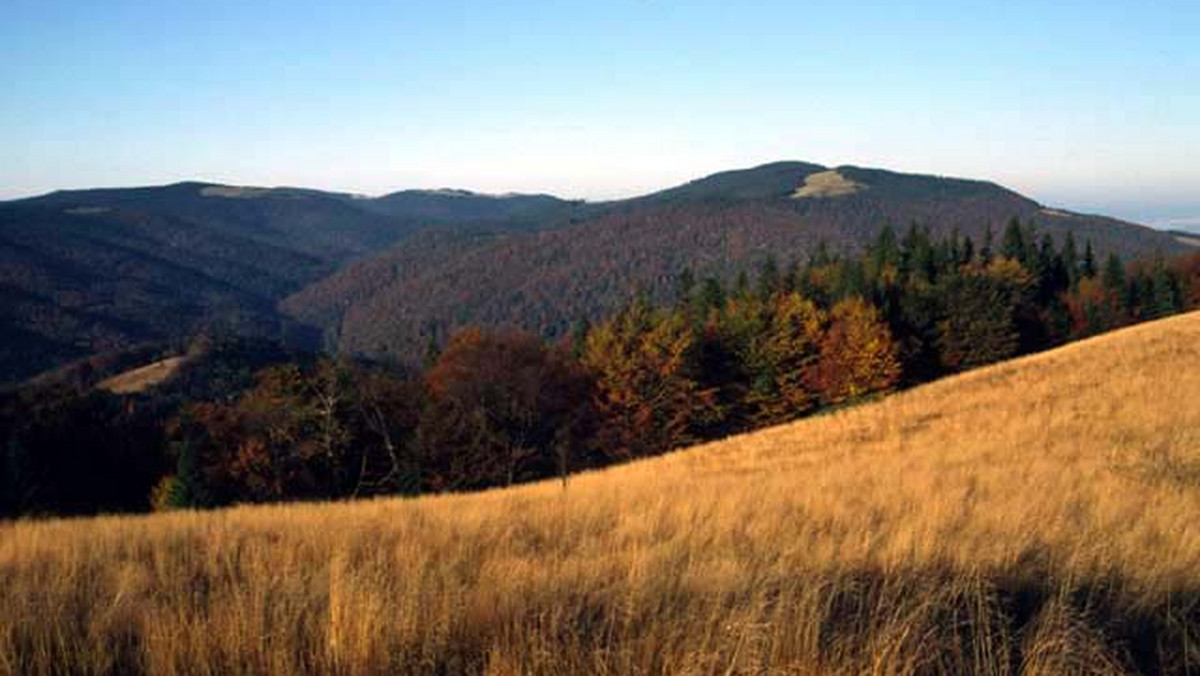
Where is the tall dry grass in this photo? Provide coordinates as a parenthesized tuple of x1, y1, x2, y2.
(2, 313, 1200, 675)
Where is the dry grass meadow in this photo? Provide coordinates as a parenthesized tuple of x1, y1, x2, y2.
(791, 170, 865, 198)
(3, 312, 1200, 675)
(96, 356, 188, 395)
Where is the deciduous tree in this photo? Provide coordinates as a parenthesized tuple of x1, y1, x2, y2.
(422, 327, 593, 489)
(583, 300, 716, 460)
(810, 297, 900, 404)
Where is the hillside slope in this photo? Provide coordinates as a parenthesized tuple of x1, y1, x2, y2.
(284, 162, 1187, 362)
(3, 311, 1198, 674)
(0, 182, 576, 383)
(0, 183, 414, 382)
(3, 164, 1186, 381)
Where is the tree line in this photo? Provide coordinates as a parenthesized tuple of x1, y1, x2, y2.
(3, 219, 1199, 516)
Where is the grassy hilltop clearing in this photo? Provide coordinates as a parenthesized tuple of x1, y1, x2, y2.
(2, 312, 1199, 675)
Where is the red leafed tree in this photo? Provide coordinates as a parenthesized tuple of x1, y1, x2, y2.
(1173, 252, 1200, 310)
(1064, 276, 1124, 337)
(420, 327, 593, 490)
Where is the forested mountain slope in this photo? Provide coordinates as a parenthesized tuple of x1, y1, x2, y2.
(283, 162, 1185, 362)
(2, 163, 1185, 381)
(0, 182, 572, 383)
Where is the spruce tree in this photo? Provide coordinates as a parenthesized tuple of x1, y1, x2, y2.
(960, 235, 975, 266)
(569, 318, 591, 359)
(1061, 231, 1079, 288)
(1001, 217, 1027, 263)
(946, 228, 961, 263)
(1102, 253, 1125, 293)
(756, 257, 780, 300)
(734, 271, 750, 299)
(810, 240, 833, 267)
(1035, 234, 1067, 300)
(674, 267, 696, 308)
(782, 260, 801, 294)
(699, 276, 725, 314)
(1150, 262, 1181, 318)
(1081, 241, 1097, 278)
(870, 224, 900, 276)
(900, 223, 932, 281)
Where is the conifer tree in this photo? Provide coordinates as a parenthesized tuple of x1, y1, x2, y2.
(810, 240, 833, 267)
(698, 276, 725, 314)
(960, 235, 975, 267)
(422, 335, 442, 370)
(756, 257, 780, 300)
(569, 318, 591, 359)
(1082, 241, 1098, 278)
(870, 224, 900, 277)
(1102, 253, 1125, 293)
(173, 440, 211, 508)
(782, 260, 802, 294)
(1001, 217, 1028, 263)
(944, 228, 962, 269)
(1149, 261, 1181, 318)
(1061, 231, 1080, 288)
(674, 267, 696, 308)
(734, 270, 751, 299)
(936, 260, 1028, 371)
(900, 223, 935, 283)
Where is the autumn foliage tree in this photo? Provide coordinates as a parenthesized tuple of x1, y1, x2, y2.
(1065, 276, 1124, 337)
(171, 360, 423, 505)
(420, 327, 593, 490)
(1175, 252, 1200, 309)
(810, 297, 901, 404)
(184, 365, 325, 503)
(582, 297, 717, 461)
(716, 292, 826, 426)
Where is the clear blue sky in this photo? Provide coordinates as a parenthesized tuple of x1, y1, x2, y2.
(3, 0, 1197, 226)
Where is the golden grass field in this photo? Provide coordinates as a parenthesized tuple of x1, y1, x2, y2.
(3, 312, 1200, 675)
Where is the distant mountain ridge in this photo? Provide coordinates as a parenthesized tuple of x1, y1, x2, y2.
(0, 162, 1188, 383)
(280, 162, 1185, 364)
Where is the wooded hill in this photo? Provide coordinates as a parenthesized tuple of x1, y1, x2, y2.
(282, 162, 1190, 362)
(2, 162, 1189, 383)
(0, 183, 573, 383)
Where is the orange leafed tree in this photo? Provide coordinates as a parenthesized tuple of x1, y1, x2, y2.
(750, 292, 826, 424)
(810, 296, 901, 405)
(582, 298, 716, 461)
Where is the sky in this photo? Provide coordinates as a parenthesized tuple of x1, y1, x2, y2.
(2, 0, 1197, 227)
